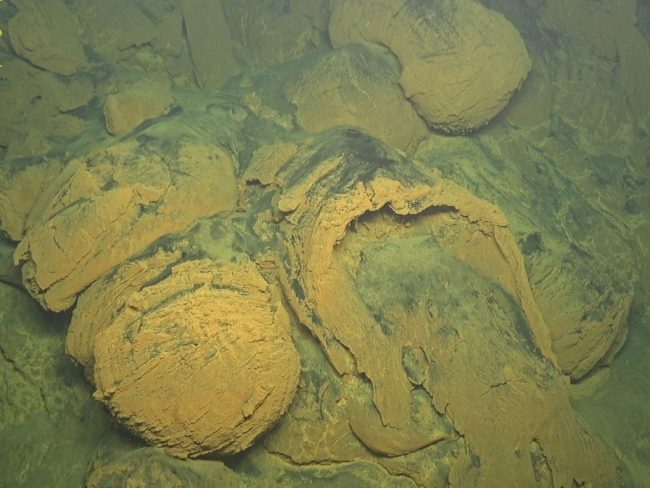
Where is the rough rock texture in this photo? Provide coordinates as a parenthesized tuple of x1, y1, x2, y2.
(540, 0, 650, 131)
(266, 129, 618, 486)
(535, 6, 645, 155)
(329, 0, 531, 133)
(0, 283, 89, 431)
(222, 0, 327, 68)
(15, 138, 238, 311)
(0, 58, 93, 157)
(551, 49, 629, 150)
(67, 249, 301, 458)
(74, 0, 157, 63)
(459, 0, 648, 198)
(285, 44, 429, 152)
(414, 133, 637, 380)
(0, 280, 122, 488)
(85, 448, 240, 488)
(103, 80, 173, 135)
(0, 158, 63, 241)
(8, 0, 88, 75)
(264, 342, 461, 487)
(181, 0, 239, 91)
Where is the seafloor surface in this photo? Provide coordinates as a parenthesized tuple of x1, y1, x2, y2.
(0, 0, 649, 487)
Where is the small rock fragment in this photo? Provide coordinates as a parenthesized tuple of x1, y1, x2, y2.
(103, 80, 173, 135)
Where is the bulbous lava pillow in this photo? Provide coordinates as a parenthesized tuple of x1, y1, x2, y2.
(330, 0, 531, 133)
(67, 249, 301, 458)
(14, 138, 238, 312)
